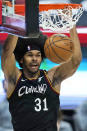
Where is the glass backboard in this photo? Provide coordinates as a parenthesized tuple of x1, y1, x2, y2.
(0, 0, 39, 38)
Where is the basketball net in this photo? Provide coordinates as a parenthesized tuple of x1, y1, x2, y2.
(39, 4, 84, 32)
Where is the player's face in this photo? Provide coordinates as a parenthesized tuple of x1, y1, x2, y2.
(21, 50, 42, 73)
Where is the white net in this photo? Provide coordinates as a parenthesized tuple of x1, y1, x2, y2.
(39, 6, 84, 32)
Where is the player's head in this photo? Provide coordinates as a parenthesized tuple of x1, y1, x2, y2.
(14, 33, 47, 72)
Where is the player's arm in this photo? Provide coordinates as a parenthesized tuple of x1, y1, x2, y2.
(47, 26, 82, 86)
(1, 34, 19, 84)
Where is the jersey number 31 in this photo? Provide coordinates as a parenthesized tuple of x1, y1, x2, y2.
(34, 98, 48, 112)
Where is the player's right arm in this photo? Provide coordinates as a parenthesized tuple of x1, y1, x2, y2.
(1, 34, 20, 97)
(47, 26, 82, 93)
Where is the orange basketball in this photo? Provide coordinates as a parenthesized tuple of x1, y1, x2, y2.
(44, 34, 74, 63)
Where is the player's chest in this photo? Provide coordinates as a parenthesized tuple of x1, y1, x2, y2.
(18, 83, 48, 97)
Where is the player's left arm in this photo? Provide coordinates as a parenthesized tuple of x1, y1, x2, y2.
(47, 26, 82, 87)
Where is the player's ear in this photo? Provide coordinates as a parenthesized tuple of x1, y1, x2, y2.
(20, 58, 23, 64)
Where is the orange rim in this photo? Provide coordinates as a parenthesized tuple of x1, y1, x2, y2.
(39, 4, 82, 12)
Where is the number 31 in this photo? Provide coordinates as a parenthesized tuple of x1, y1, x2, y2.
(34, 98, 48, 112)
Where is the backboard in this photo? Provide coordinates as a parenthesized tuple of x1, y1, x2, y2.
(0, 0, 40, 38)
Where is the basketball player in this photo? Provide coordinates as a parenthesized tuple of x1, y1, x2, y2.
(1, 26, 82, 131)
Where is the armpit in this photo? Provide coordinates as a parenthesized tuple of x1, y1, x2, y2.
(52, 76, 61, 87)
(8, 75, 17, 85)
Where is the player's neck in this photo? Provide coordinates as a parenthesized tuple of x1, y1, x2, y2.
(23, 70, 40, 80)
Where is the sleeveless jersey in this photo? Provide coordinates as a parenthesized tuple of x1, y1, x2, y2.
(8, 70, 60, 131)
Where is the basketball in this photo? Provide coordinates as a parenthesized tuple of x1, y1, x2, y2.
(44, 34, 74, 63)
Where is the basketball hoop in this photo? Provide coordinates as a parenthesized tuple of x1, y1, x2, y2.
(39, 4, 84, 32)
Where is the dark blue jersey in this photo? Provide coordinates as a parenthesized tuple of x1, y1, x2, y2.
(8, 70, 60, 131)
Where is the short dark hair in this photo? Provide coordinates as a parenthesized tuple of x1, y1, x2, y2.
(14, 32, 47, 68)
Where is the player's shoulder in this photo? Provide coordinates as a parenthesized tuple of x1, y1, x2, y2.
(39, 69, 48, 78)
(46, 65, 61, 82)
(40, 69, 47, 73)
